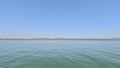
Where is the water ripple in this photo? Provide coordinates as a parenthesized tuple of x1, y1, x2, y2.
(0, 41, 120, 68)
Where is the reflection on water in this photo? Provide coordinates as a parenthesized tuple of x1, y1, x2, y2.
(0, 40, 120, 68)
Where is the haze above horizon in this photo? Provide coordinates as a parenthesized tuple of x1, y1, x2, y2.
(0, 0, 120, 38)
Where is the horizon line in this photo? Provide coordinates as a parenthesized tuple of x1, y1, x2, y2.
(0, 37, 120, 40)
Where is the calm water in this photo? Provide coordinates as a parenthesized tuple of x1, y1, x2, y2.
(0, 40, 120, 68)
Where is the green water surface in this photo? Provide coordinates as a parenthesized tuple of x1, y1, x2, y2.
(0, 40, 120, 68)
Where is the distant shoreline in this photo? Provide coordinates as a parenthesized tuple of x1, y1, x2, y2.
(0, 38, 120, 40)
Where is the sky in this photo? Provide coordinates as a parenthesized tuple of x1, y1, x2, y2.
(0, 0, 120, 38)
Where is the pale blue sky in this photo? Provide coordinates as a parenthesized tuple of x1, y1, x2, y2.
(0, 0, 120, 38)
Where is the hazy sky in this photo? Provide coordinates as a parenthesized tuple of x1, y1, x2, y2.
(0, 0, 120, 38)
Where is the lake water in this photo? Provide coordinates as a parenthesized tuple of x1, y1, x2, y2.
(0, 40, 120, 68)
